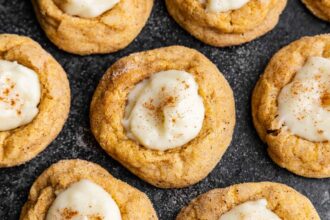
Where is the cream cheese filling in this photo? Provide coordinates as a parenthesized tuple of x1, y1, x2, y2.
(46, 179, 121, 220)
(54, 0, 120, 18)
(199, 0, 270, 13)
(122, 70, 205, 151)
(219, 199, 281, 220)
(199, 0, 251, 13)
(278, 56, 330, 142)
(0, 60, 41, 131)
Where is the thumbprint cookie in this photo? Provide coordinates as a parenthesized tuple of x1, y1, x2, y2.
(0, 34, 70, 167)
(252, 34, 330, 178)
(90, 46, 235, 188)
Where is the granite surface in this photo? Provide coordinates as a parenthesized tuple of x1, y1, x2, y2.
(0, 0, 330, 219)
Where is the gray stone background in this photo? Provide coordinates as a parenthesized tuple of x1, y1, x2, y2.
(0, 0, 329, 219)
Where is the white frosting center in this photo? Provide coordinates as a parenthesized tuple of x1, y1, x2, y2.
(278, 56, 330, 142)
(219, 199, 281, 220)
(199, 0, 251, 13)
(122, 70, 205, 151)
(55, 0, 120, 18)
(46, 179, 121, 220)
(0, 60, 40, 131)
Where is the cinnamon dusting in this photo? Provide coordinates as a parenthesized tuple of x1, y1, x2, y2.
(143, 90, 178, 124)
(60, 208, 79, 219)
(321, 92, 330, 107)
(59, 208, 104, 220)
(0, 77, 22, 114)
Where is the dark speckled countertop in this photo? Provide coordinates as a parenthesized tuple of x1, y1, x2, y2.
(0, 0, 329, 219)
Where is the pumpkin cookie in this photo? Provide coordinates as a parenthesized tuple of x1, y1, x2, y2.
(252, 34, 330, 178)
(20, 159, 158, 220)
(0, 34, 70, 167)
(177, 182, 320, 220)
(302, 0, 330, 21)
(165, 0, 287, 47)
(31, 0, 153, 55)
(90, 46, 235, 188)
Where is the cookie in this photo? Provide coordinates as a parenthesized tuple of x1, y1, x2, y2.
(165, 0, 287, 47)
(0, 34, 70, 167)
(177, 182, 320, 220)
(252, 34, 330, 178)
(31, 0, 153, 55)
(90, 46, 235, 188)
(20, 159, 157, 219)
(302, 0, 330, 21)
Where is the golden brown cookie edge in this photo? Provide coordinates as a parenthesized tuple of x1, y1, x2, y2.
(165, 0, 287, 47)
(90, 45, 236, 188)
(20, 159, 158, 220)
(0, 34, 70, 167)
(176, 182, 320, 220)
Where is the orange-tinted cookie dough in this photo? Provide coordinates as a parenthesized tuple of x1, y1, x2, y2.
(32, 0, 153, 55)
(0, 34, 70, 167)
(90, 46, 235, 188)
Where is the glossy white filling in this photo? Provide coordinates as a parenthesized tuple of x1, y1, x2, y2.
(0, 60, 40, 131)
(199, 0, 251, 13)
(46, 179, 121, 220)
(55, 0, 120, 18)
(199, 0, 270, 13)
(278, 56, 330, 142)
(122, 70, 205, 151)
(219, 199, 281, 220)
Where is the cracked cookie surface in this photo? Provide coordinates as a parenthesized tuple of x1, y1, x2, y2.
(90, 46, 235, 188)
(252, 34, 330, 178)
(20, 159, 158, 220)
(31, 0, 153, 55)
(176, 182, 320, 220)
(0, 34, 70, 167)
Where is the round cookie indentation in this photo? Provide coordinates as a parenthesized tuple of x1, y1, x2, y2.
(20, 159, 158, 220)
(31, 0, 154, 55)
(0, 34, 70, 168)
(46, 179, 122, 219)
(252, 34, 330, 178)
(122, 70, 205, 151)
(277, 56, 330, 142)
(0, 60, 41, 131)
(176, 182, 320, 220)
(53, 0, 120, 18)
(165, 0, 287, 47)
(90, 46, 236, 188)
